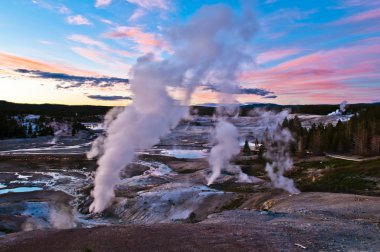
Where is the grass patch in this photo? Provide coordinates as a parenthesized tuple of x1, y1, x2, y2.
(292, 158, 380, 195)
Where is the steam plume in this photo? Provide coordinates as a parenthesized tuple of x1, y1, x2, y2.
(87, 106, 125, 159)
(49, 204, 77, 229)
(250, 108, 300, 194)
(340, 100, 348, 113)
(207, 120, 240, 185)
(328, 100, 348, 116)
(89, 4, 257, 213)
(263, 125, 300, 194)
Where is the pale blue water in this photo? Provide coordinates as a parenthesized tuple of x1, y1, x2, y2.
(160, 149, 207, 159)
(23, 202, 50, 219)
(0, 187, 43, 194)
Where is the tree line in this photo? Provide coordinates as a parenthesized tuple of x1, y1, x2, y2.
(284, 106, 380, 157)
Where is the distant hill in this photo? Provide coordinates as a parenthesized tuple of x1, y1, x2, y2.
(0, 100, 111, 117)
(1, 100, 379, 117)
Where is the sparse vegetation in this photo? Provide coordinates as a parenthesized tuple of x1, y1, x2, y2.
(291, 158, 380, 195)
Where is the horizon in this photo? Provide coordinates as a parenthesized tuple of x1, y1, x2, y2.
(1, 99, 380, 108)
(0, 0, 379, 106)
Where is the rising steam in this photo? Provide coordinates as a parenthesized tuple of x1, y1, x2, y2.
(207, 117, 254, 185)
(263, 125, 300, 194)
(207, 120, 240, 185)
(250, 108, 300, 194)
(89, 4, 257, 213)
(328, 100, 348, 116)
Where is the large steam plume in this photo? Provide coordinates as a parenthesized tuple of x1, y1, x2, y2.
(89, 4, 257, 213)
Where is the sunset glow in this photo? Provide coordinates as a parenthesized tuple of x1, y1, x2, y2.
(0, 0, 379, 105)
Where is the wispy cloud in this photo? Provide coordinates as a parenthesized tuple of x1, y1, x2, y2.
(333, 0, 380, 9)
(68, 35, 108, 50)
(256, 48, 300, 64)
(99, 18, 113, 25)
(126, 0, 169, 10)
(15, 69, 129, 89)
(202, 84, 275, 97)
(260, 8, 315, 39)
(129, 8, 146, 22)
(68, 34, 134, 61)
(0, 51, 92, 76)
(59, 6, 71, 14)
(32, 0, 71, 14)
(87, 94, 132, 101)
(103, 26, 169, 53)
(95, 0, 112, 8)
(126, 0, 171, 21)
(71, 47, 109, 64)
(38, 40, 54, 45)
(334, 8, 380, 25)
(240, 41, 380, 103)
(67, 15, 92, 25)
(263, 95, 277, 99)
(69, 45, 132, 75)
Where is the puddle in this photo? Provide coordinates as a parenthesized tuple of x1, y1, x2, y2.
(0, 187, 43, 194)
(0, 142, 92, 154)
(0, 183, 6, 189)
(159, 149, 207, 159)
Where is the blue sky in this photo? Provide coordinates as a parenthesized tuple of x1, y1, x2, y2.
(0, 0, 379, 105)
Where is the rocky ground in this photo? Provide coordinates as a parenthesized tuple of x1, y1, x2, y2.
(1, 192, 380, 251)
(0, 124, 380, 251)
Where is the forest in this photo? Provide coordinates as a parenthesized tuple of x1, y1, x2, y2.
(284, 106, 380, 156)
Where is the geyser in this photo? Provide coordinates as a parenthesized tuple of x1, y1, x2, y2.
(207, 119, 241, 185)
(88, 4, 257, 213)
(250, 108, 300, 194)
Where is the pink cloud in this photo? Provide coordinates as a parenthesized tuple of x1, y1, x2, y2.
(256, 48, 300, 64)
(99, 18, 113, 25)
(103, 26, 169, 53)
(334, 0, 380, 8)
(67, 15, 91, 26)
(71, 47, 110, 64)
(126, 0, 169, 10)
(95, 0, 112, 8)
(0, 51, 94, 76)
(240, 43, 380, 104)
(68, 34, 134, 59)
(335, 8, 380, 24)
(68, 35, 108, 50)
(129, 8, 146, 22)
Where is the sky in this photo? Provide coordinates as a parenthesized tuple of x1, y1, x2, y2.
(0, 0, 379, 106)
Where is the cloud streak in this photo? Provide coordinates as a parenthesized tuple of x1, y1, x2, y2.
(0, 52, 93, 76)
(87, 95, 132, 101)
(257, 48, 300, 64)
(334, 8, 380, 25)
(240, 41, 380, 103)
(15, 69, 129, 89)
(202, 84, 275, 97)
(103, 26, 169, 54)
(126, 0, 169, 10)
